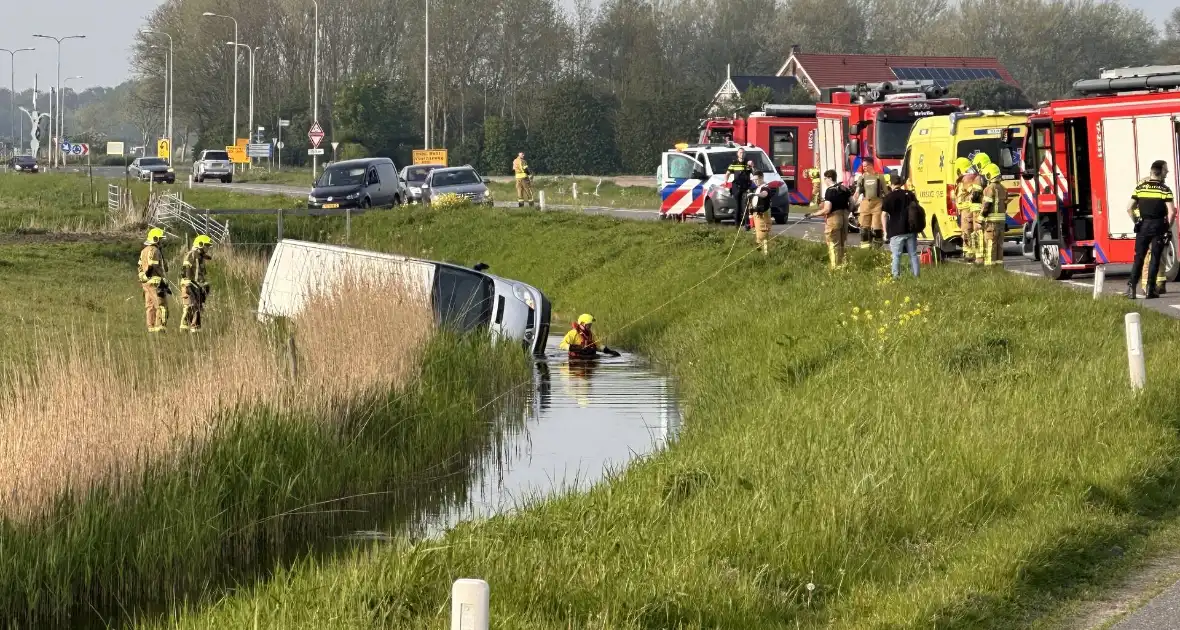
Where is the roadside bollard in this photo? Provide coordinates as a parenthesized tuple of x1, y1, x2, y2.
(1093, 264, 1106, 298)
(572, 182, 578, 200)
(538, 190, 546, 210)
(451, 579, 489, 630)
(1125, 312, 1145, 391)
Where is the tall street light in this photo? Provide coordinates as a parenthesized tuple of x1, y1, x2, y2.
(424, 0, 429, 150)
(0, 47, 34, 155)
(202, 12, 238, 147)
(61, 75, 82, 161)
(150, 45, 170, 158)
(142, 29, 174, 165)
(309, 0, 319, 177)
(32, 33, 85, 168)
(227, 42, 258, 167)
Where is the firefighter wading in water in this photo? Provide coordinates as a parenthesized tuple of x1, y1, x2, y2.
(138, 227, 170, 333)
(512, 152, 534, 207)
(180, 235, 213, 332)
(559, 314, 620, 358)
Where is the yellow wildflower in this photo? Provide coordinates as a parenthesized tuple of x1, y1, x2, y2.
(904, 296, 912, 304)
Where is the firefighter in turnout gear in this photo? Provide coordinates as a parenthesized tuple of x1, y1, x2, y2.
(965, 153, 992, 264)
(559, 314, 619, 359)
(748, 172, 773, 255)
(856, 161, 886, 248)
(727, 148, 753, 229)
(1127, 160, 1177, 299)
(180, 235, 213, 332)
(512, 152, 534, 207)
(804, 168, 822, 208)
(806, 170, 852, 269)
(138, 227, 170, 333)
(979, 163, 1008, 266)
(953, 158, 977, 261)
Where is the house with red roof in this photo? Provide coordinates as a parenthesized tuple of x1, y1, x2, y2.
(775, 45, 1019, 98)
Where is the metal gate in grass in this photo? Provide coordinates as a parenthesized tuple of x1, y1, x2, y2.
(151, 192, 231, 243)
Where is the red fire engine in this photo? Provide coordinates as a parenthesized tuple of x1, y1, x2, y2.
(1021, 65, 1180, 281)
(698, 104, 819, 205)
(815, 81, 962, 197)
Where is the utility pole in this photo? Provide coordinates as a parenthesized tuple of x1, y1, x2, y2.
(424, 0, 430, 150)
(202, 13, 238, 147)
(32, 33, 85, 168)
(310, 0, 319, 178)
(142, 30, 174, 166)
(0, 47, 34, 155)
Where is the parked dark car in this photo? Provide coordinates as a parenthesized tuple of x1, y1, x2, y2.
(308, 157, 403, 210)
(128, 157, 176, 183)
(7, 155, 39, 173)
(400, 163, 444, 204)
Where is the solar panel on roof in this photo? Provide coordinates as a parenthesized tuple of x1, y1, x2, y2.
(889, 66, 1002, 87)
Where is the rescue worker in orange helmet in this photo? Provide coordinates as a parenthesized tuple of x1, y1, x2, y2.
(953, 157, 975, 261)
(855, 161, 887, 249)
(179, 235, 213, 332)
(138, 227, 170, 333)
(512, 152, 534, 208)
(979, 163, 1008, 267)
(559, 314, 620, 359)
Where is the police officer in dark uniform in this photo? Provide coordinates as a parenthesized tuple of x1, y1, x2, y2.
(1127, 159, 1176, 299)
(727, 148, 754, 230)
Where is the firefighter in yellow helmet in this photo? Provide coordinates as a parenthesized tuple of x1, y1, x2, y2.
(804, 167, 822, 208)
(179, 235, 213, 332)
(512, 152, 534, 208)
(964, 153, 992, 264)
(979, 163, 1008, 266)
(138, 227, 170, 333)
(953, 158, 976, 261)
(855, 161, 887, 249)
(559, 314, 620, 359)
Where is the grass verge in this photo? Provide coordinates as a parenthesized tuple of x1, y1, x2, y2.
(486, 176, 660, 209)
(147, 207, 1180, 628)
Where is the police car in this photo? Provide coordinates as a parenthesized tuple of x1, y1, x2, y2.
(657, 143, 792, 224)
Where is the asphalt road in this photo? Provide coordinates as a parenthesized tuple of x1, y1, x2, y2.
(1112, 579, 1180, 630)
(192, 180, 1180, 321)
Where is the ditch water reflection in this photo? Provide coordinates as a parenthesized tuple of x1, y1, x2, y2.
(353, 336, 681, 541)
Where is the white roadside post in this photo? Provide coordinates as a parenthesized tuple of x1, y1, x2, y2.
(1125, 312, 1145, 391)
(450, 579, 489, 630)
(538, 190, 546, 210)
(1093, 264, 1105, 298)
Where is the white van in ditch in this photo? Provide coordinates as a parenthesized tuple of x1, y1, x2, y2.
(257, 240, 552, 355)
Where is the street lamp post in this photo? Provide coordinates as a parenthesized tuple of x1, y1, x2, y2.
(228, 42, 258, 168)
(0, 48, 34, 155)
(32, 33, 85, 168)
(142, 30, 174, 165)
(310, 0, 319, 177)
(61, 75, 82, 162)
(150, 45, 169, 158)
(202, 12, 238, 147)
(424, 0, 429, 150)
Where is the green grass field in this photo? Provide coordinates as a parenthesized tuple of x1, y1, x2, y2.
(132, 207, 1180, 629)
(486, 176, 661, 209)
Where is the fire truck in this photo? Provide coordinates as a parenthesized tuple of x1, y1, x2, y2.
(698, 104, 818, 205)
(815, 81, 963, 224)
(1021, 65, 1180, 281)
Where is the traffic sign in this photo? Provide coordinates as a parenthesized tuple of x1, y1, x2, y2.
(412, 149, 448, 166)
(331, 141, 339, 151)
(225, 145, 249, 164)
(308, 148, 325, 155)
(275, 141, 285, 149)
(247, 143, 272, 158)
(157, 138, 171, 160)
(60, 141, 71, 152)
(69, 143, 89, 156)
(308, 121, 325, 148)
(279, 119, 290, 127)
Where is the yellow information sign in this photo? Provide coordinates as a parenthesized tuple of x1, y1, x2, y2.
(157, 138, 170, 160)
(412, 149, 448, 166)
(225, 145, 249, 164)
(236, 138, 249, 148)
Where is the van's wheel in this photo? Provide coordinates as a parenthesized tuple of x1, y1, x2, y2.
(704, 200, 718, 224)
(1040, 243, 1073, 280)
(361, 198, 372, 210)
(931, 222, 948, 259)
(773, 208, 787, 225)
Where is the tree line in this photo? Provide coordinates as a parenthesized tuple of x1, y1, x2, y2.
(106, 0, 1179, 175)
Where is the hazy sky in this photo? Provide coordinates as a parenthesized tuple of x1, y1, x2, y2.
(0, 0, 1171, 93)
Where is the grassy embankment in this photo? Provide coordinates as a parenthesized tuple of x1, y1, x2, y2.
(148, 207, 1180, 628)
(0, 182, 529, 626)
(486, 176, 660, 209)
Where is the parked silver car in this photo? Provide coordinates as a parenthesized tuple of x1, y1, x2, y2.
(422, 166, 493, 206)
(193, 149, 234, 183)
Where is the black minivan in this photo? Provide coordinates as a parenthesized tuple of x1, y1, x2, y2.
(307, 157, 403, 210)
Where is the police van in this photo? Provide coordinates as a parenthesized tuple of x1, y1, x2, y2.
(899, 111, 1031, 255)
(258, 240, 551, 355)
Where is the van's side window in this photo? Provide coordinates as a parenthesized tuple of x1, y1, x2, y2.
(368, 169, 380, 185)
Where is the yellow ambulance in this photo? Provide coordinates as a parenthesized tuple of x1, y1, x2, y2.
(899, 111, 1031, 255)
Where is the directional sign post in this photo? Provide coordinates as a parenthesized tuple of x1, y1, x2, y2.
(308, 121, 324, 148)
